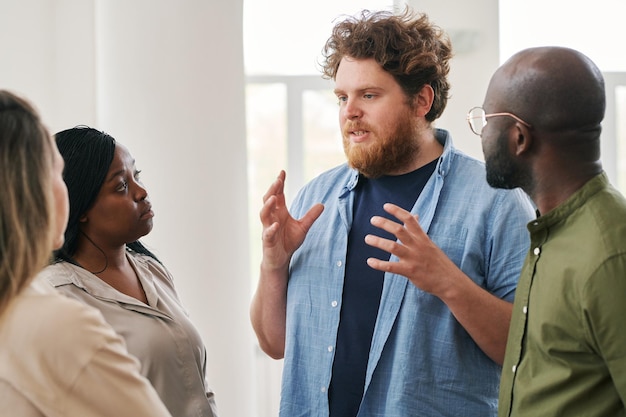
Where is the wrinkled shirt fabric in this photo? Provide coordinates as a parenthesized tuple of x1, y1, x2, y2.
(280, 129, 535, 417)
(41, 251, 217, 417)
(0, 279, 173, 417)
(499, 173, 626, 417)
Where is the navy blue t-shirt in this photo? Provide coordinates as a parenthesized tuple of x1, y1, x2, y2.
(328, 159, 438, 417)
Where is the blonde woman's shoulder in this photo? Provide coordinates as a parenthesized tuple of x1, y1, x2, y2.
(0, 279, 172, 417)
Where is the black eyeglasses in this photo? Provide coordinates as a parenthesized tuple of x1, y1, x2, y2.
(466, 106, 532, 136)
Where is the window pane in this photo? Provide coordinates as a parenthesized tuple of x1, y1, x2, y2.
(243, 0, 398, 75)
(303, 89, 345, 179)
(245, 83, 287, 283)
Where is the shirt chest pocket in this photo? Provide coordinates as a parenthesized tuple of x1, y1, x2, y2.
(428, 225, 470, 267)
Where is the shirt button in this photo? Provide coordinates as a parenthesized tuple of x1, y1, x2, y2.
(512, 365, 517, 373)
(321, 387, 327, 393)
(336, 260, 342, 267)
(522, 306, 528, 314)
(328, 346, 334, 352)
(533, 247, 541, 256)
(331, 300, 338, 307)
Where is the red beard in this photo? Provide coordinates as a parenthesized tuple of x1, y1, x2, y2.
(342, 113, 420, 178)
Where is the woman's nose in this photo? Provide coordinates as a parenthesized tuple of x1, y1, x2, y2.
(133, 181, 148, 201)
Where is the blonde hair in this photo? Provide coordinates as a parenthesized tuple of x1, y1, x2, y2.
(0, 90, 55, 314)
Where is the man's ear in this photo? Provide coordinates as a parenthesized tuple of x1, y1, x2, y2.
(413, 84, 434, 118)
(512, 123, 533, 156)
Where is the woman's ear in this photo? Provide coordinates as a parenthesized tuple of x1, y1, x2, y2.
(79, 214, 88, 223)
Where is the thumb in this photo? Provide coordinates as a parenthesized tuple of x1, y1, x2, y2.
(299, 203, 324, 232)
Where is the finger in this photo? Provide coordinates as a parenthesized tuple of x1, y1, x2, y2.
(382, 203, 425, 236)
(382, 203, 417, 224)
(369, 215, 406, 238)
(261, 221, 280, 246)
(262, 170, 286, 204)
(366, 257, 401, 274)
(299, 203, 324, 232)
(364, 234, 403, 256)
(260, 195, 279, 227)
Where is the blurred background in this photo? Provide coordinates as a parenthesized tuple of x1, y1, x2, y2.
(2, 0, 625, 415)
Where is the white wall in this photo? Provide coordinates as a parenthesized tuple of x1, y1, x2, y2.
(0, 1, 253, 416)
(0, 0, 503, 415)
(408, 0, 500, 161)
(0, 0, 98, 130)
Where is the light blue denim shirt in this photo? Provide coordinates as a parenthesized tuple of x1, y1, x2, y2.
(280, 129, 535, 417)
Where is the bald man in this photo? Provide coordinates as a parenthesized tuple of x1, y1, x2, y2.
(469, 46, 626, 416)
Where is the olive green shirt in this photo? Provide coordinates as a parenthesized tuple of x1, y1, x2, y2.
(499, 173, 626, 417)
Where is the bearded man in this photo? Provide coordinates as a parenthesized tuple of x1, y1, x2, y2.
(474, 46, 626, 417)
(250, 8, 535, 417)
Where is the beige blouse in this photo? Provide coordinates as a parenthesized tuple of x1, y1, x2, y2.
(0, 279, 172, 417)
(40, 251, 217, 417)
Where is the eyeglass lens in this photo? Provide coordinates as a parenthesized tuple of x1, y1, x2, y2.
(467, 107, 486, 135)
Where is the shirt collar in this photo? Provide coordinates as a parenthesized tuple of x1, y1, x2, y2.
(527, 172, 609, 233)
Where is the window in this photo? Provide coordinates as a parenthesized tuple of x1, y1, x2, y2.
(244, 0, 399, 228)
(244, 2, 397, 415)
(243, 0, 400, 298)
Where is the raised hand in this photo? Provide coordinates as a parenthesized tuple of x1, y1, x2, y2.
(364, 202, 458, 297)
(252, 171, 324, 358)
(260, 170, 324, 272)
(364, 202, 512, 364)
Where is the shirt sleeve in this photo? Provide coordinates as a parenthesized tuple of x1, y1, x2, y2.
(56, 301, 173, 417)
(485, 188, 534, 301)
(583, 253, 626, 405)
